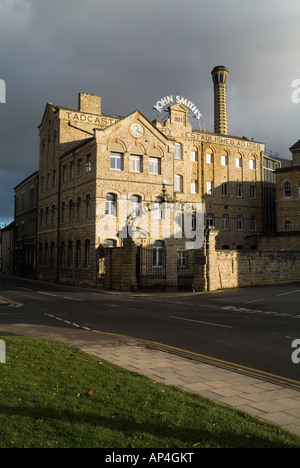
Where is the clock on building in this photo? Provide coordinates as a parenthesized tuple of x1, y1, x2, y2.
(130, 123, 144, 138)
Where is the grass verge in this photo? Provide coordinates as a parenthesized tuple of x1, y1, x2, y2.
(0, 336, 299, 448)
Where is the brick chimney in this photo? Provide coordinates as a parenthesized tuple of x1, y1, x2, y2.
(211, 66, 229, 135)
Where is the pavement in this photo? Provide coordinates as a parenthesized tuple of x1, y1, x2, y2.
(1, 293, 300, 437)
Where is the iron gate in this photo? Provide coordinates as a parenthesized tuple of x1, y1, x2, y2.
(136, 246, 166, 290)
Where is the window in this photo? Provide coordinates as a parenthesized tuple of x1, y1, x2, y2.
(69, 200, 74, 221)
(70, 161, 74, 180)
(105, 193, 116, 216)
(174, 143, 182, 159)
(298, 182, 300, 198)
(110, 152, 123, 171)
(76, 240, 81, 267)
(102, 239, 116, 248)
(153, 240, 165, 267)
(51, 205, 55, 225)
(40, 209, 43, 227)
(50, 243, 55, 269)
(235, 157, 242, 168)
(284, 181, 291, 198)
(206, 181, 213, 195)
(178, 251, 187, 267)
(61, 202, 65, 223)
(221, 154, 228, 166)
(174, 174, 183, 192)
(250, 185, 257, 199)
(149, 157, 161, 174)
(77, 158, 83, 176)
(249, 159, 256, 170)
(86, 194, 91, 218)
(191, 180, 198, 194)
(130, 154, 143, 173)
(236, 184, 243, 198)
(251, 216, 257, 232)
(222, 214, 229, 230)
(190, 150, 198, 162)
(47, 173, 50, 189)
(62, 165, 67, 182)
(130, 195, 142, 218)
(153, 197, 164, 219)
(237, 215, 243, 231)
(206, 152, 213, 164)
(86, 154, 92, 172)
(285, 221, 292, 231)
(222, 183, 229, 197)
(85, 240, 91, 268)
(206, 213, 215, 227)
(68, 241, 73, 267)
(52, 170, 56, 187)
(60, 242, 65, 267)
(44, 243, 48, 266)
(45, 207, 49, 225)
(77, 197, 81, 220)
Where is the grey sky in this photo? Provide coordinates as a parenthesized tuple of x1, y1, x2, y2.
(0, 0, 299, 226)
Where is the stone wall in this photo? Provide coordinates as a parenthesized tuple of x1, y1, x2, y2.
(204, 228, 300, 291)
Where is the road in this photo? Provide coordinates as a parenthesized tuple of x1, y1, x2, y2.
(0, 275, 299, 386)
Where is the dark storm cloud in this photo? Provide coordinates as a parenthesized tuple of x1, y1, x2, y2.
(0, 0, 299, 225)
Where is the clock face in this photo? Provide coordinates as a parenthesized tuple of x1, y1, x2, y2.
(130, 123, 143, 137)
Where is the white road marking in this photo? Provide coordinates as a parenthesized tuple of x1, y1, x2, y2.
(38, 291, 57, 297)
(245, 298, 264, 304)
(277, 289, 300, 297)
(170, 315, 233, 329)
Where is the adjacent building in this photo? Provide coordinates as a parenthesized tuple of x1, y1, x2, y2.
(14, 171, 39, 278)
(276, 139, 300, 232)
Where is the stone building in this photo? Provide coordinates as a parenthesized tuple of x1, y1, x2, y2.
(14, 171, 39, 278)
(12, 66, 283, 290)
(276, 139, 300, 232)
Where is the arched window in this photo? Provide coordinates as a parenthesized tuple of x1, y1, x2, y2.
(206, 213, 215, 227)
(251, 216, 257, 232)
(50, 242, 55, 269)
(51, 205, 55, 225)
(77, 197, 81, 220)
(130, 195, 142, 218)
(222, 214, 229, 230)
(237, 215, 243, 231)
(75, 240, 81, 267)
(86, 194, 91, 218)
(102, 239, 116, 248)
(153, 197, 164, 219)
(69, 200, 74, 221)
(61, 202, 65, 223)
(68, 241, 73, 267)
(60, 242, 65, 266)
(85, 239, 91, 268)
(105, 193, 117, 216)
(284, 181, 291, 198)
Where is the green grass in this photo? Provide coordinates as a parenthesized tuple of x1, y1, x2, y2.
(0, 336, 299, 448)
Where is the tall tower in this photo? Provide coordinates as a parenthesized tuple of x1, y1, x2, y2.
(211, 66, 229, 135)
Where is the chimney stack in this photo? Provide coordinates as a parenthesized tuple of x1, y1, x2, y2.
(211, 66, 229, 135)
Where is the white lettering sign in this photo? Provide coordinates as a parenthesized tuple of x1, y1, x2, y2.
(154, 95, 202, 120)
(0, 79, 6, 103)
(65, 111, 119, 126)
(292, 79, 300, 104)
